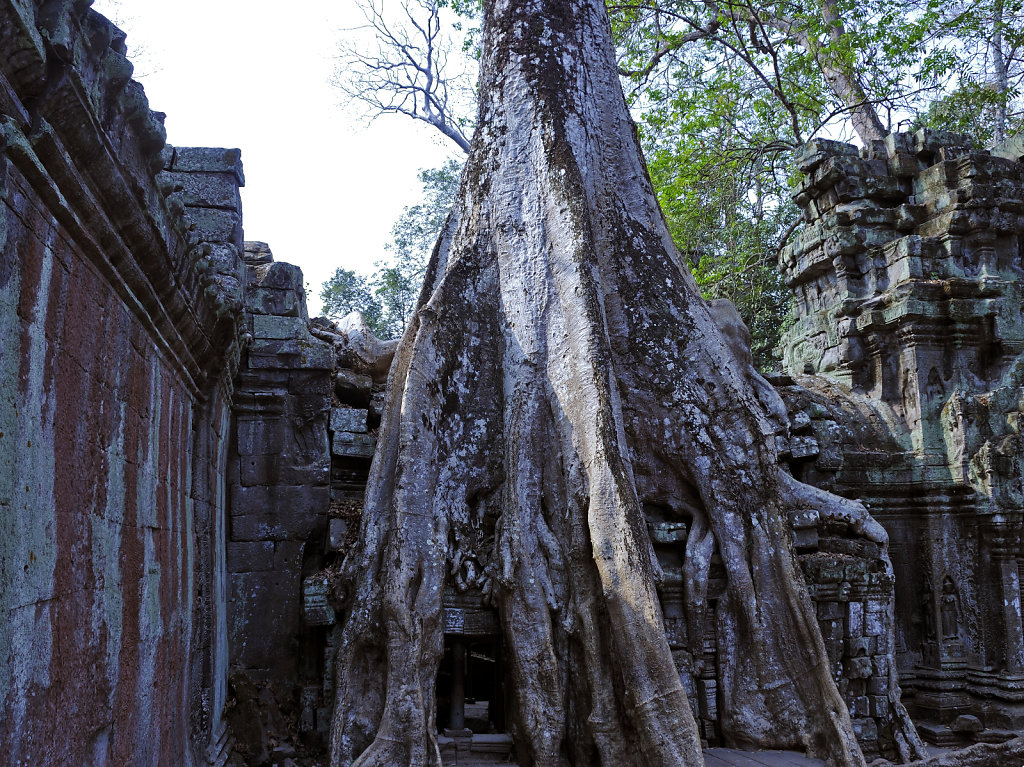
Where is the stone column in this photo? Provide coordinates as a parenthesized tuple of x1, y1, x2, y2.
(449, 638, 467, 730)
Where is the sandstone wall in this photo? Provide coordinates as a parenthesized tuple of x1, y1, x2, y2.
(0, 3, 244, 765)
(779, 129, 1024, 744)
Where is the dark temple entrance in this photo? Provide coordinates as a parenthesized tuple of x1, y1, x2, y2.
(437, 595, 514, 763)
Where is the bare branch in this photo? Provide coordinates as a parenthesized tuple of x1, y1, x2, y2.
(335, 0, 474, 153)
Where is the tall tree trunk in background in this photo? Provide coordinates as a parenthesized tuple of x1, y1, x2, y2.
(817, 0, 887, 143)
(991, 0, 1008, 143)
(327, 0, 907, 765)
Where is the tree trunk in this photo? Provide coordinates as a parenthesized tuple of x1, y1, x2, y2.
(817, 0, 887, 144)
(991, 0, 1008, 144)
(327, 0, 908, 765)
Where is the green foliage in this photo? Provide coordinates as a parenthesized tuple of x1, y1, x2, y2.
(911, 0, 1024, 142)
(640, 84, 797, 370)
(320, 159, 462, 339)
(612, 0, 1024, 369)
(337, 0, 1024, 363)
(320, 268, 384, 332)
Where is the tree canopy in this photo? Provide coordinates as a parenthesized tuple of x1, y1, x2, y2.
(319, 159, 462, 339)
(329, 0, 1024, 366)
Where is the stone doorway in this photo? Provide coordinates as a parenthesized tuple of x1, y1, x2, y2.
(437, 617, 514, 764)
(438, 635, 507, 733)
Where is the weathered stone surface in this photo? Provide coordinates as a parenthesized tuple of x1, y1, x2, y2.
(228, 541, 276, 572)
(779, 132, 1024, 747)
(160, 168, 242, 210)
(170, 145, 245, 183)
(336, 368, 374, 401)
(230, 486, 329, 541)
(328, 518, 349, 551)
(0, 3, 245, 764)
(331, 432, 377, 459)
(249, 337, 334, 370)
(303, 573, 336, 626)
(254, 314, 308, 340)
(244, 240, 275, 266)
(330, 408, 368, 434)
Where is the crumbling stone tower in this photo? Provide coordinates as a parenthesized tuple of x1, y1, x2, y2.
(778, 129, 1024, 743)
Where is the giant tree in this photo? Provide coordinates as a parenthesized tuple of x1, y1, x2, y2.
(327, 0, 919, 765)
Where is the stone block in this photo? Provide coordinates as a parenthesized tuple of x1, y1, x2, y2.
(253, 314, 309, 340)
(172, 146, 245, 183)
(336, 369, 373, 400)
(820, 618, 843, 641)
(370, 390, 386, 418)
(950, 714, 984, 734)
(183, 207, 242, 245)
(330, 408, 368, 434)
(852, 717, 877, 743)
(845, 656, 873, 679)
(274, 541, 305, 572)
(793, 527, 819, 549)
(249, 337, 334, 370)
(290, 370, 333, 396)
(332, 432, 377, 459)
(867, 675, 886, 696)
(303, 574, 336, 626)
(328, 518, 348, 551)
(238, 453, 275, 487)
(227, 541, 274, 572)
(251, 262, 304, 292)
(163, 169, 241, 210)
(848, 601, 864, 637)
(232, 510, 327, 542)
(244, 241, 274, 265)
(230, 485, 330, 541)
(237, 450, 330, 489)
(229, 571, 299, 673)
(848, 637, 872, 657)
(817, 601, 842, 620)
(871, 655, 889, 677)
(864, 608, 885, 637)
(247, 287, 302, 317)
(236, 417, 287, 456)
(849, 695, 870, 717)
(870, 695, 889, 718)
(648, 521, 688, 544)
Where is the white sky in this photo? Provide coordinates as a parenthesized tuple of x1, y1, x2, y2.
(91, 0, 464, 316)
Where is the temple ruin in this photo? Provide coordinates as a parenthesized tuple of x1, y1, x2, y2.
(2, 2, 1024, 765)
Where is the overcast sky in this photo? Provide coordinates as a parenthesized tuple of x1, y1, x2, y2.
(90, 0, 465, 316)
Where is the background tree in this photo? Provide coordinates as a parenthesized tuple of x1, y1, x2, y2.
(335, 0, 476, 152)
(320, 267, 384, 331)
(332, 0, 1024, 367)
(912, 0, 1024, 143)
(320, 160, 462, 338)
(610, 0, 1024, 370)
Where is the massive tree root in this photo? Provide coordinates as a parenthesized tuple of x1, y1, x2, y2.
(328, 0, 917, 765)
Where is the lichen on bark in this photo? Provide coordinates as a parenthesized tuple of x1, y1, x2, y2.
(327, 0, 919, 765)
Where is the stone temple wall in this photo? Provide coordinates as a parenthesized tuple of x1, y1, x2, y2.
(0, 2, 246, 764)
(779, 129, 1024, 745)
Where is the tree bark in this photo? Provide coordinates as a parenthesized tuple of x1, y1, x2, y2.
(327, 0, 910, 765)
(817, 0, 887, 144)
(991, 0, 1008, 144)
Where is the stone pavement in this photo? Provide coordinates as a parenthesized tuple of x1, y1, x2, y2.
(704, 748, 824, 767)
(441, 743, 825, 766)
